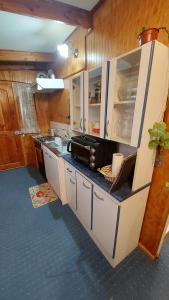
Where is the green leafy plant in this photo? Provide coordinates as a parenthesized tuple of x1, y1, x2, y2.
(148, 122, 169, 189)
(148, 122, 169, 149)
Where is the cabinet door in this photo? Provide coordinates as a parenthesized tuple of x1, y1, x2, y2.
(43, 147, 51, 182)
(76, 173, 92, 229)
(106, 42, 152, 147)
(84, 63, 109, 138)
(65, 171, 76, 211)
(92, 186, 119, 257)
(43, 147, 61, 198)
(70, 72, 84, 133)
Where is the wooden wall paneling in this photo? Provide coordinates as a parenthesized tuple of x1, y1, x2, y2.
(48, 90, 70, 125)
(34, 93, 50, 133)
(54, 27, 87, 79)
(21, 134, 38, 167)
(0, 69, 51, 168)
(0, 0, 92, 28)
(0, 70, 37, 83)
(139, 101, 169, 257)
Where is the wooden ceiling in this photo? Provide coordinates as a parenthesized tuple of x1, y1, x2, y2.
(0, 0, 103, 64)
(0, 0, 93, 29)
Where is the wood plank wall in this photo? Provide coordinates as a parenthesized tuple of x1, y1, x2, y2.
(53, 0, 169, 257)
(0, 67, 51, 166)
(0, 68, 50, 133)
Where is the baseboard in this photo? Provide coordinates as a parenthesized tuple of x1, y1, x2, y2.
(138, 242, 157, 260)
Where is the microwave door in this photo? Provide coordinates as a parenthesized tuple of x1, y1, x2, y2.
(72, 141, 90, 165)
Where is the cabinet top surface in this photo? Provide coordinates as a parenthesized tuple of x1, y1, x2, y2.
(63, 154, 135, 203)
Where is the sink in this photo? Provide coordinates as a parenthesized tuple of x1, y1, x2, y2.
(45, 141, 60, 147)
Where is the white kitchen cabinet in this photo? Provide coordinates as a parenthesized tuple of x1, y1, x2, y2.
(65, 166, 76, 211)
(43, 146, 61, 198)
(84, 63, 109, 138)
(106, 42, 152, 146)
(76, 172, 92, 229)
(70, 71, 84, 133)
(106, 41, 169, 148)
(92, 186, 119, 257)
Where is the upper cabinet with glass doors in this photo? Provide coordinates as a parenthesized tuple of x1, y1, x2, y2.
(84, 63, 109, 138)
(70, 72, 84, 133)
(106, 42, 153, 147)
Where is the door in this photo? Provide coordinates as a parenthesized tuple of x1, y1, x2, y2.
(84, 63, 109, 138)
(92, 186, 119, 257)
(65, 170, 76, 211)
(0, 82, 24, 170)
(76, 172, 92, 229)
(106, 42, 152, 147)
(70, 72, 84, 133)
(43, 146, 61, 198)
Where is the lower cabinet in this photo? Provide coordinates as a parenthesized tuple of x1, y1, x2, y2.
(65, 169, 76, 211)
(92, 186, 119, 257)
(64, 161, 148, 268)
(76, 172, 92, 229)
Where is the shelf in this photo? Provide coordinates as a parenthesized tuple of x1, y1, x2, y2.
(111, 135, 131, 145)
(90, 131, 100, 137)
(89, 103, 101, 107)
(113, 100, 135, 105)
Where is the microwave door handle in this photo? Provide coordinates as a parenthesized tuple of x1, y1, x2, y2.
(67, 140, 72, 153)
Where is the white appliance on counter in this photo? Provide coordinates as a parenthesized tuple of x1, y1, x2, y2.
(42, 145, 67, 204)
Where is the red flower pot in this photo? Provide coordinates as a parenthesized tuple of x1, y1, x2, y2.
(138, 28, 159, 46)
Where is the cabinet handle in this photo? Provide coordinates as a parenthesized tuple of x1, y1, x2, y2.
(80, 118, 82, 130)
(83, 181, 91, 189)
(67, 168, 72, 173)
(84, 118, 86, 132)
(94, 191, 104, 201)
(70, 178, 75, 185)
(105, 120, 109, 137)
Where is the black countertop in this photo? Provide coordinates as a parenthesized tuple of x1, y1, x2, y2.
(63, 154, 136, 203)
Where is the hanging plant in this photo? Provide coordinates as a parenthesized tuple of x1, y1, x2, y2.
(148, 121, 169, 149)
(138, 26, 169, 46)
(148, 121, 169, 166)
(148, 122, 169, 187)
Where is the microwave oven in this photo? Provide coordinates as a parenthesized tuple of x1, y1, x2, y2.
(67, 135, 117, 170)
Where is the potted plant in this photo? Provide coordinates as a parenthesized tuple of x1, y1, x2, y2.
(138, 27, 169, 46)
(148, 121, 169, 165)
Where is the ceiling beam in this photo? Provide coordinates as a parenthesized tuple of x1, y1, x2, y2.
(0, 50, 55, 62)
(0, 0, 92, 29)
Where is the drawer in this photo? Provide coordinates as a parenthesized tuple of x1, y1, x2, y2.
(65, 162, 76, 177)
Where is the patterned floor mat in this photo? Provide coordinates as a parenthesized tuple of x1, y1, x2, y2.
(29, 182, 58, 208)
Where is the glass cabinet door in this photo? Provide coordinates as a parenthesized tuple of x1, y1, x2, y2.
(70, 72, 84, 133)
(106, 42, 152, 147)
(84, 63, 108, 138)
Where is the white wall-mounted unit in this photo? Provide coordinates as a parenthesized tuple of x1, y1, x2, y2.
(84, 62, 109, 138)
(32, 78, 64, 93)
(70, 71, 84, 133)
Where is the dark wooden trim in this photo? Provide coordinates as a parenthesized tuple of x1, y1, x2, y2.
(0, 61, 51, 71)
(0, 0, 92, 29)
(0, 49, 54, 63)
(91, 0, 105, 15)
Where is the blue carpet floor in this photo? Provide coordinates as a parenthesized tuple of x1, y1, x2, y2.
(0, 166, 169, 300)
